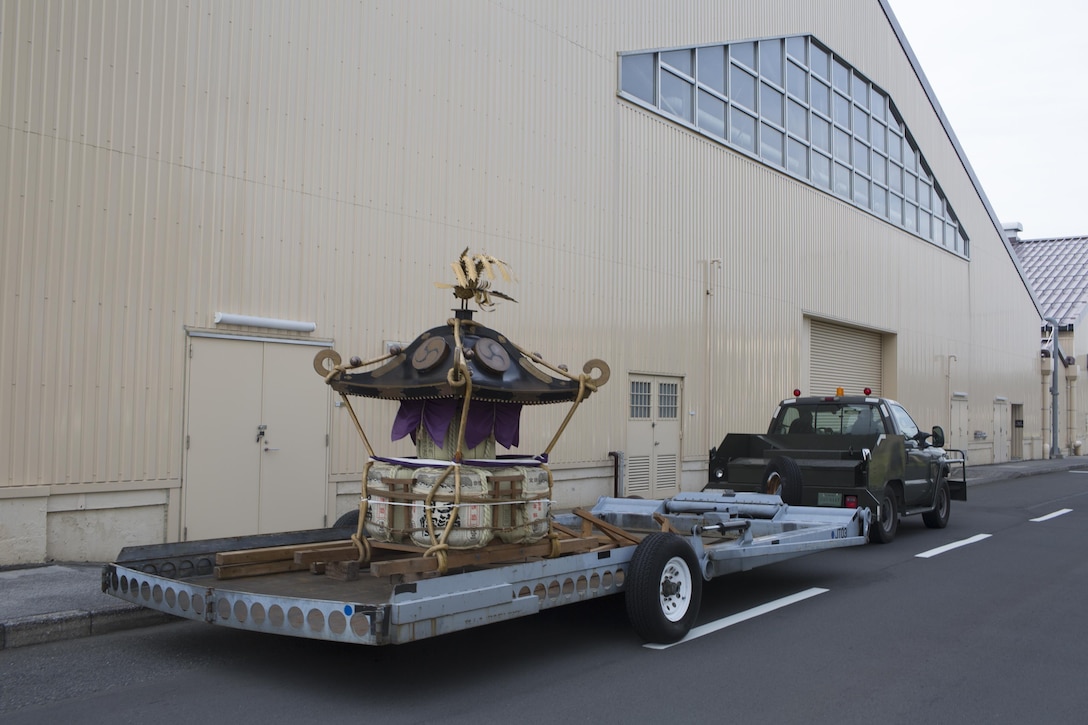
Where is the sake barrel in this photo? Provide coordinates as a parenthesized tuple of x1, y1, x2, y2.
(490, 466, 551, 544)
(363, 462, 416, 543)
(410, 466, 493, 549)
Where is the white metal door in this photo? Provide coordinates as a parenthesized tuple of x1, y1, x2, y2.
(184, 337, 329, 540)
(950, 397, 969, 451)
(626, 375, 682, 498)
(258, 343, 331, 533)
(1010, 403, 1024, 461)
(993, 400, 1009, 462)
(185, 338, 262, 539)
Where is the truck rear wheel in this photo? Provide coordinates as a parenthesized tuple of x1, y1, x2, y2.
(869, 486, 899, 543)
(762, 456, 803, 505)
(625, 533, 703, 644)
(922, 481, 951, 529)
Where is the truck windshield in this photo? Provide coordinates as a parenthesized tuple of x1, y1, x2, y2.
(773, 403, 886, 435)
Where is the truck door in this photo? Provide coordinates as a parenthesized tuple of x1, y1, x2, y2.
(887, 402, 935, 507)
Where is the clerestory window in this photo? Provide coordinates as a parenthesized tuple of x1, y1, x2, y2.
(619, 35, 969, 258)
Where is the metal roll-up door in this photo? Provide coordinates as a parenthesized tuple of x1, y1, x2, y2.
(810, 320, 883, 396)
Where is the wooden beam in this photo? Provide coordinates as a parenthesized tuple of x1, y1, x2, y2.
(294, 545, 360, 565)
(550, 521, 581, 538)
(368, 536, 603, 577)
(571, 508, 641, 546)
(653, 513, 675, 533)
(214, 560, 309, 580)
(216, 539, 350, 566)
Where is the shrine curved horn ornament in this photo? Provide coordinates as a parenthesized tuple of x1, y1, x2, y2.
(582, 359, 610, 389)
(313, 349, 342, 378)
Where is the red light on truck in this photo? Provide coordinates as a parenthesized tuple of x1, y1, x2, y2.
(793, 389, 801, 397)
(863, 388, 872, 395)
(844, 495, 858, 509)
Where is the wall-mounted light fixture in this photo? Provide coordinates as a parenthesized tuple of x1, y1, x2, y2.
(214, 313, 316, 333)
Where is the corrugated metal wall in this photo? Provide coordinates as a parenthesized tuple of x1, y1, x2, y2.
(1, 0, 1044, 560)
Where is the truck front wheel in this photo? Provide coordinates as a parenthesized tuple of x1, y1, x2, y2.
(922, 481, 951, 529)
(762, 456, 803, 505)
(869, 487, 899, 543)
(625, 533, 703, 644)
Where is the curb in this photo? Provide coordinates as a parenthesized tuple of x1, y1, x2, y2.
(0, 605, 176, 651)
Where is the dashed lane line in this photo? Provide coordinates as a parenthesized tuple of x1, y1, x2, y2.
(1031, 508, 1073, 522)
(915, 534, 992, 559)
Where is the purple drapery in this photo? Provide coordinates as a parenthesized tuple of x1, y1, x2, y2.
(392, 399, 522, 449)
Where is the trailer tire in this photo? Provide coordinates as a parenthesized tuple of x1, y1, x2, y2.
(869, 486, 899, 543)
(625, 533, 703, 643)
(332, 508, 360, 528)
(762, 456, 803, 505)
(922, 481, 951, 529)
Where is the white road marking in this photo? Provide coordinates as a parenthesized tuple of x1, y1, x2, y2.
(1031, 508, 1073, 522)
(915, 533, 992, 558)
(643, 587, 829, 650)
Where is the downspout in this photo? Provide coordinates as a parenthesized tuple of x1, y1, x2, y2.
(1045, 317, 1061, 458)
(705, 259, 721, 457)
(946, 354, 957, 435)
(608, 451, 622, 498)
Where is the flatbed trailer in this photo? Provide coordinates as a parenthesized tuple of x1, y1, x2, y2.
(103, 490, 868, 644)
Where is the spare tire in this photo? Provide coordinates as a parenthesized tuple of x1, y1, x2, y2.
(332, 508, 360, 528)
(762, 456, 803, 505)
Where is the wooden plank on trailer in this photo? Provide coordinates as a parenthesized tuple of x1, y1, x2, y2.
(572, 508, 641, 545)
(214, 560, 309, 580)
(216, 539, 351, 566)
(294, 545, 359, 565)
(550, 522, 581, 538)
(368, 536, 604, 577)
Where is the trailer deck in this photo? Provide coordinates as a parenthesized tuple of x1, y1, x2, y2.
(103, 490, 868, 645)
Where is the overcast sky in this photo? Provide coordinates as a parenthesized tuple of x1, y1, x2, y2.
(889, 0, 1088, 239)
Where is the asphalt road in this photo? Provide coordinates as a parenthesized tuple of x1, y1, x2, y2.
(2, 470, 1086, 724)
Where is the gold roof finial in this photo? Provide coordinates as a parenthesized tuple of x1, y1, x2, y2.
(435, 247, 518, 311)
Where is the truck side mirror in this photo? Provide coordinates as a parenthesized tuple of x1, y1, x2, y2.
(931, 426, 945, 448)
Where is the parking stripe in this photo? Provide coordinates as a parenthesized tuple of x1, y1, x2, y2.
(643, 587, 829, 650)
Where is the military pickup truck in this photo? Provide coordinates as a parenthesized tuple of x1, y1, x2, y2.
(706, 392, 967, 543)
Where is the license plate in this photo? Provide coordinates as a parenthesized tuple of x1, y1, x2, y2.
(817, 492, 843, 507)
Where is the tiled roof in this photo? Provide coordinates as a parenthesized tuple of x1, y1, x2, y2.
(1010, 236, 1088, 328)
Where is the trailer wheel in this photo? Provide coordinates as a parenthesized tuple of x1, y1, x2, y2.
(922, 481, 951, 529)
(332, 508, 360, 528)
(762, 456, 803, 505)
(869, 486, 899, 543)
(625, 533, 703, 643)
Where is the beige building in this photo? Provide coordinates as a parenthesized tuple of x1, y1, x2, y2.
(1, 0, 1044, 565)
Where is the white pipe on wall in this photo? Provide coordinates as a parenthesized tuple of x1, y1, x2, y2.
(213, 313, 316, 333)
